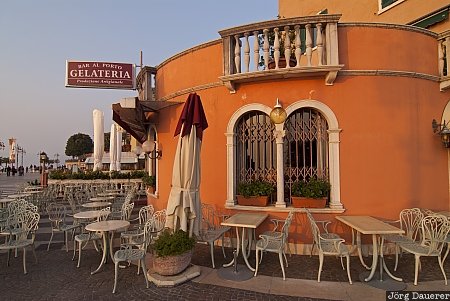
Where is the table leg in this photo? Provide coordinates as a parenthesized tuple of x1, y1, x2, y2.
(223, 227, 241, 267)
(108, 231, 115, 262)
(242, 227, 255, 271)
(365, 234, 378, 282)
(91, 231, 108, 275)
(356, 231, 370, 270)
(380, 236, 403, 282)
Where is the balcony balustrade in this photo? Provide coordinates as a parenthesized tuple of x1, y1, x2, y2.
(218, 15, 343, 93)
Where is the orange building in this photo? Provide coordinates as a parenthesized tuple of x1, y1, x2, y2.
(113, 1, 450, 252)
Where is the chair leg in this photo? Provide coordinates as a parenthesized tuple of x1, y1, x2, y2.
(64, 231, 68, 252)
(7, 248, 11, 267)
(442, 243, 450, 265)
(221, 234, 226, 258)
(77, 241, 82, 268)
(318, 252, 324, 283)
(47, 230, 54, 251)
(278, 252, 286, 280)
(72, 240, 77, 261)
(32, 243, 38, 263)
(141, 258, 149, 288)
(112, 260, 119, 293)
(437, 256, 448, 285)
(254, 249, 260, 277)
(209, 242, 215, 269)
(414, 254, 420, 286)
(22, 247, 27, 274)
(345, 255, 352, 284)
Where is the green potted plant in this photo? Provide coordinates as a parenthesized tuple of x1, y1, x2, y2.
(152, 229, 196, 276)
(142, 174, 156, 194)
(259, 29, 297, 69)
(236, 180, 275, 206)
(291, 177, 331, 208)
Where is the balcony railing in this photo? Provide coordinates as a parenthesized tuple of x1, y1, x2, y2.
(218, 15, 343, 93)
(438, 30, 450, 91)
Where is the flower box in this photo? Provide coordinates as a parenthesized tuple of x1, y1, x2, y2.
(291, 196, 327, 208)
(236, 195, 269, 206)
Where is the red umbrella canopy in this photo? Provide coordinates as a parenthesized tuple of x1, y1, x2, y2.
(174, 93, 208, 140)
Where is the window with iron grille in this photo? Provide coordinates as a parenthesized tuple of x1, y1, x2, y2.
(235, 111, 277, 197)
(284, 108, 329, 203)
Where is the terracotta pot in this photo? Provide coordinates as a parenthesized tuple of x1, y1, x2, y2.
(153, 250, 193, 276)
(268, 58, 297, 69)
(291, 196, 327, 208)
(236, 195, 269, 206)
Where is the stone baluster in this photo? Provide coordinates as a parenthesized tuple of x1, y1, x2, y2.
(284, 26, 291, 68)
(294, 25, 301, 67)
(305, 24, 312, 67)
(316, 23, 323, 66)
(274, 28, 280, 69)
(263, 29, 270, 70)
(243, 32, 250, 72)
(234, 35, 241, 74)
(253, 31, 260, 71)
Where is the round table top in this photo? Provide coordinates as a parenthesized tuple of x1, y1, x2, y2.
(82, 202, 112, 209)
(96, 192, 117, 197)
(7, 193, 31, 199)
(73, 210, 109, 220)
(85, 220, 130, 232)
(89, 196, 115, 202)
(24, 186, 43, 191)
(0, 198, 14, 203)
(105, 189, 122, 193)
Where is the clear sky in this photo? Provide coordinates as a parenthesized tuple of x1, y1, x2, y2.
(0, 0, 278, 166)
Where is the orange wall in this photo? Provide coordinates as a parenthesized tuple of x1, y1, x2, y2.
(150, 24, 450, 243)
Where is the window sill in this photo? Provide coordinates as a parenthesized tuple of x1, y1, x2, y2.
(225, 204, 345, 214)
(377, 0, 406, 15)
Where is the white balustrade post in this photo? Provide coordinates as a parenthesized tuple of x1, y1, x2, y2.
(438, 41, 445, 77)
(274, 28, 280, 69)
(294, 25, 301, 67)
(325, 22, 339, 66)
(234, 35, 241, 74)
(284, 26, 291, 68)
(305, 24, 312, 67)
(253, 30, 260, 71)
(316, 23, 323, 66)
(243, 32, 250, 72)
(263, 29, 270, 70)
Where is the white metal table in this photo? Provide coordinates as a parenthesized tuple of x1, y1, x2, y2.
(82, 201, 112, 210)
(336, 215, 406, 290)
(219, 212, 268, 281)
(85, 220, 130, 275)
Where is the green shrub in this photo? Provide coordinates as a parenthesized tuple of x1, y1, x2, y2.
(152, 229, 195, 258)
(142, 174, 156, 187)
(237, 180, 274, 198)
(291, 177, 330, 198)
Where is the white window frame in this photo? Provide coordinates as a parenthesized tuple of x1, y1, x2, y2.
(225, 100, 344, 213)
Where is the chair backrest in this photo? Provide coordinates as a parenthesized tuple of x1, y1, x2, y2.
(150, 209, 167, 236)
(305, 209, 321, 246)
(420, 214, 450, 254)
(14, 210, 40, 241)
(201, 203, 216, 230)
(120, 201, 134, 221)
(139, 205, 154, 225)
(399, 208, 423, 241)
(47, 203, 66, 227)
(281, 210, 294, 240)
(141, 219, 155, 250)
(97, 207, 111, 222)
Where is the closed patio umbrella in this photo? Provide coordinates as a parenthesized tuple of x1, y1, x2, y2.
(93, 109, 104, 171)
(165, 93, 208, 237)
(109, 123, 117, 171)
(116, 128, 122, 171)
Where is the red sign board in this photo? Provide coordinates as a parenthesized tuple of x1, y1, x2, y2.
(65, 60, 136, 89)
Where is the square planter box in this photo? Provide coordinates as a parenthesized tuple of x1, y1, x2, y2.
(291, 196, 327, 208)
(236, 195, 269, 206)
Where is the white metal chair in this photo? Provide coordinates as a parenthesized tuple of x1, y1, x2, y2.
(46, 203, 80, 251)
(305, 209, 352, 284)
(254, 210, 294, 280)
(72, 207, 110, 268)
(398, 214, 450, 285)
(260, 210, 294, 258)
(197, 203, 231, 268)
(112, 219, 152, 293)
(383, 208, 423, 271)
(0, 210, 40, 274)
(121, 205, 154, 243)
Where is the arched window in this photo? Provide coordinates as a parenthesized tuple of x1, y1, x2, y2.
(235, 111, 276, 192)
(284, 108, 329, 203)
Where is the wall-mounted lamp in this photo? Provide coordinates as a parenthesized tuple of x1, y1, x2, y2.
(432, 119, 450, 148)
(142, 140, 162, 159)
(269, 98, 287, 124)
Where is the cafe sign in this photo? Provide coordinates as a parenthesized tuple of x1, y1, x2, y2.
(65, 60, 136, 89)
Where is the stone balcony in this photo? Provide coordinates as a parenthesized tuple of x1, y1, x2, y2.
(218, 14, 343, 93)
(438, 29, 450, 91)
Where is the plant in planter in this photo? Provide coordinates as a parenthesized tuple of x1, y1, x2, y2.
(152, 229, 196, 276)
(142, 174, 156, 194)
(236, 180, 275, 206)
(259, 28, 297, 69)
(291, 177, 331, 208)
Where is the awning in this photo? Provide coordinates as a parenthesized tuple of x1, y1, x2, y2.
(112, 97, 182, 144)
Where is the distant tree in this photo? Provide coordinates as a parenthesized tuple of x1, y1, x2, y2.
(65, 133, 94, 159)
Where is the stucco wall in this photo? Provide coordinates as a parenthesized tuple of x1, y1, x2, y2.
(150, 23, 450, 245)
